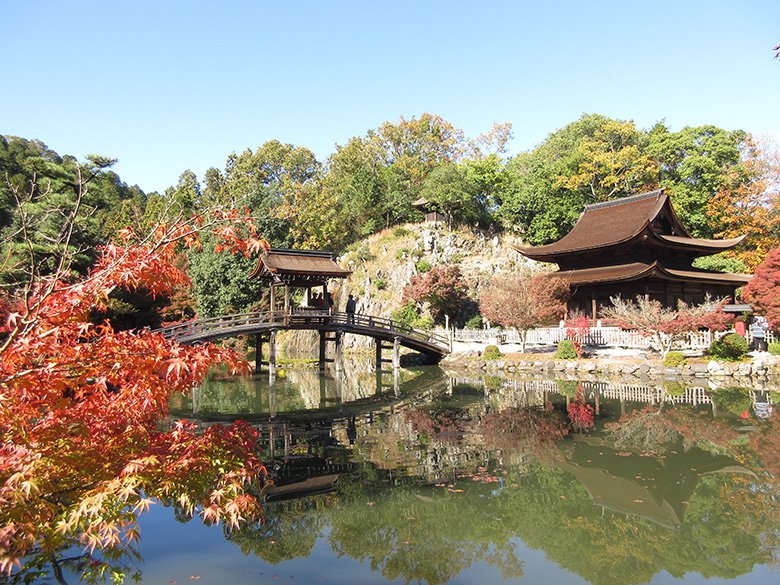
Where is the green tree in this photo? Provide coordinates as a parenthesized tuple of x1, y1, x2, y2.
(187, 236, 264, 317)
(646, 124, 747, 237)
(498, 114, 657, 244)
(418, 162, 488, 227)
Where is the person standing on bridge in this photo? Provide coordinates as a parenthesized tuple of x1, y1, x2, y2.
(346, 294, 356, 324)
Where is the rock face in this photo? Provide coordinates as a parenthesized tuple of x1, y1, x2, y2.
(281, 222, 536, 354)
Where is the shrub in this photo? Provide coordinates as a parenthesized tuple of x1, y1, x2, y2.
(483, 345, 502, 360)
(768, 341, 780, 356)
(391, 303, 419, 329)
(708, 332, 749, 361)
(393, 226, 410, 238)
(412, 315, 434, 330)
(555, 339, 579, 359)
(662, 351, 687, 367)
(415, 258, 432, 273)
(373, 277, 386, 291)
(395, 247, 410, 260)
(465, 314, 483, 329)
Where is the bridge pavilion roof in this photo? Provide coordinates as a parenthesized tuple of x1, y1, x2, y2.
(249, 248, 352, 286)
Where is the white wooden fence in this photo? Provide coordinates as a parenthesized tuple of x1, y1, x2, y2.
(433, 326, 775, 351)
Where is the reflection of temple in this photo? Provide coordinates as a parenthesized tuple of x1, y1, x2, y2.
(558, 436, 755, 528)
(516, 190, 751, 318)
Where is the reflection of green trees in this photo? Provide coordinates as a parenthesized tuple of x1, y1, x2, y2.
(327, 482, 523, 585)
(497, 463, 778, 585)
(226, 496, 334, 564)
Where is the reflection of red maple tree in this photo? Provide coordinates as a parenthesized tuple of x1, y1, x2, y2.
(0, 211, 269, 577)
(481, 406, 569, 451)
(405, 407, 467, 443)
(566, 386, 595, 432)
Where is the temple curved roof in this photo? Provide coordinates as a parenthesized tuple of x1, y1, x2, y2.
(249, 248, 352, 285)
(516, 189, 745, 261)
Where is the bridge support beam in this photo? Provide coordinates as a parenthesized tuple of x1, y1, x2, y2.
(374, 337, 401, 371)
(268, 330, 277, 375)
(255, 333, 263, 374)
(334, 331, 343, 373)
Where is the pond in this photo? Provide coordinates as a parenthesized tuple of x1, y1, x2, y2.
(59, 362, 780, 585)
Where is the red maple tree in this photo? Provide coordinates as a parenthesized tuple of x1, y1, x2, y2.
(0, 206, 269, 579)
(742, 247, 780, 329)
(479, 273, 569, 352)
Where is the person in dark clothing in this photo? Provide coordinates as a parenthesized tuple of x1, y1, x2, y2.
(346, 294, 356, 323)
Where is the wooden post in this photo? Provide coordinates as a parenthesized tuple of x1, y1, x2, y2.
(375, 338, 382, 371)
(393, 367, 400, 396)
(591, 297, 597, 325)
(319, 331, 327, 372)
(270, 285, 276, 318)
(284, 285, 290, 313)
(334, 331, 343, 373)
(393, 336, 400, 370)
(255, 333, 263, 374)
(268, 330, 277, 375)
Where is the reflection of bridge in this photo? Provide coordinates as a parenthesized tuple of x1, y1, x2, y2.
(157, 310, 450, 372)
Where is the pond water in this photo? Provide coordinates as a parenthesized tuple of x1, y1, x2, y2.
(62, 363, 780, 585)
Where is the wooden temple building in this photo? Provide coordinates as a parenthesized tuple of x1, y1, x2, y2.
(516, 189, 751, 319)
(248, 248, 352, 314)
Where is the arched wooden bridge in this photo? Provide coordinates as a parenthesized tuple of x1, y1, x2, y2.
(156, 310, 450, 370)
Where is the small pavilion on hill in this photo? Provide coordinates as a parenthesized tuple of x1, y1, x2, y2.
(249, 248, 352, 313)
(515, 189, 751, 319)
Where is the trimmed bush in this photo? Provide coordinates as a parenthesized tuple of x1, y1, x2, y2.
(768, 342, 780, 356)
(373, 277, 386, 290)
(662, 351, 687, 367)
(483, 345, 502, 360)
(555, 339, 579, 359)
(708, 333, 749, 361)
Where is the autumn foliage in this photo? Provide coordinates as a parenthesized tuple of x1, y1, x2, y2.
(742, 247, 780, 329)
(403, 265, 468, 323)
(0, 212, 269, 578)
(479, 273, 569, 352)
(602, 295, 733, 356)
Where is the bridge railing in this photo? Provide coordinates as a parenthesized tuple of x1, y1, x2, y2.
(329, 312, 450, 350)
(155, 310, 450, 352)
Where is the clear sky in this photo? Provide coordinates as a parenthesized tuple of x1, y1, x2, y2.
(2, 0, 779, 194)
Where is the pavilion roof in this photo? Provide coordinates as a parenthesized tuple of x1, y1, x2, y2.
(248, 248, 352, 284)
(516, 189, 745, 261)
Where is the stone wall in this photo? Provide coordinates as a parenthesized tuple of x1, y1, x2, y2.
(440, 352, 780, 389)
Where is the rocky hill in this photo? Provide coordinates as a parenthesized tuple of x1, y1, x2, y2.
(282, 222, 541, 354)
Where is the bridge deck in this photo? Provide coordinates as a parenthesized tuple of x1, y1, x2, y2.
(156, 310, 450, 358)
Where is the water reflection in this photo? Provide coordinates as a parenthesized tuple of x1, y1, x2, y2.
(48, 366, 780, 584)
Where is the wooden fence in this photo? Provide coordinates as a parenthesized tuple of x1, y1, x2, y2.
(433, 326, 775, 351)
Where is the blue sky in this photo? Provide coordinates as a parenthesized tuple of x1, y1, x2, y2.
(2, 0, 779, 194)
